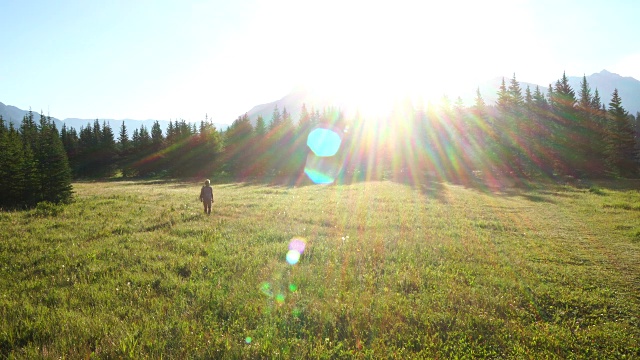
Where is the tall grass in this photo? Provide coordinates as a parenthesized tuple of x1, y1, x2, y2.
(1, 179, 639, 358)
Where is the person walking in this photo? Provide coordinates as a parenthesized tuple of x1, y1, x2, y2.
(200, 179, 214, 215)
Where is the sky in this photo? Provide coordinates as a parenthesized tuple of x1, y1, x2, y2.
(1, 0, 639, 124)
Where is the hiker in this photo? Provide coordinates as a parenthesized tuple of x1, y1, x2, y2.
(200, 179, 214, 215)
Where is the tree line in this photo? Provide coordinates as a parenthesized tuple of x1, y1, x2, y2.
(0, 111, 72, 208)
(1, 72, 639, 207)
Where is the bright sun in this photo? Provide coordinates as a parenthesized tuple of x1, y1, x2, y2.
(274, 0, 535, 118)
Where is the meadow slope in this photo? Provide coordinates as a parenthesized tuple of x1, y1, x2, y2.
(1, 179, 639, 358)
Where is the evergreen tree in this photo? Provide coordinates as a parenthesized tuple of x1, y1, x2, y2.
(550, 72, 579, 176)
(533, 86, 548, 108)
(605, 89, 638, 177)
(473, 88, 486, 113)
(151, 120, 164, 150)
(117, 121, 133, 177)
(310, 108, 320, 128)
(166, 120, 176, 144)
(524, 86, 533, 107)
(61, 124, 79, 176)
(255, 115, 266, 137)
(100, 121, 118, 176)
(19, 109, 38, 149)
(269, 105, 282, 131)
(507, 74, 524, 109)
(118, 121, 130, 153)
(577, 75, 592, 111)
(298, 103, 311, 133)
(504, 74, 530, 176)
(0, 124, 28, 207)
(576, 76, 607, 176)
(0, 117, 11, 206)
(224, 113, 254, 177)
(531, 85, 555, 176)
(36, 114, 73, 203)
(496, 78, 509, 111)
(138, 125, 151, 150)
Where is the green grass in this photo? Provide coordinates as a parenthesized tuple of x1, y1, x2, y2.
(1, 179, 639, 358)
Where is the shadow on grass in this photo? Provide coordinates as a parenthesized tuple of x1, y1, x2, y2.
(75, 172, 640, 202)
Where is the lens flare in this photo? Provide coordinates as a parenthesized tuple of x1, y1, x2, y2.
(289, 283, 298, 292)
(260, 282, 273, 297)
(288, 238, 307, 254)
(245, 337, 252, 344)
(305, 127, 344, 184)
(304, 153, 342, 184)
(307, 128, 342, 157)
(276, 293, 286, 303)
(286, 238, 307, 265)
(286, 250, 301, 265)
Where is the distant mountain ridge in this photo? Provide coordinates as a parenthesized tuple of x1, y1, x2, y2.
(0, 103, 229, 138)
(246, 70, 640, 124)
(3, 70, 638, 134)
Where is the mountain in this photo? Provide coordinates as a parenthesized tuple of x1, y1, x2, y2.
(467, 70, 640, 115)
(567, 70, 640, 115)
(246, 70, 640, 125)
(0, 103, 229, 137)
(0, 102, 64, 129)
(245, 85, 353, 126)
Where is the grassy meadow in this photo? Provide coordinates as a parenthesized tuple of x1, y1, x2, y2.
(1, 178, 639, 358)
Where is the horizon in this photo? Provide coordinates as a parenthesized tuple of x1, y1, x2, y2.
(1, 0, 639, 124)
(1, 68, 638, 126)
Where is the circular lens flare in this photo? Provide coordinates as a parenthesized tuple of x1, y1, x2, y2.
(288, 238, 307, 254)
(286, 250, 301, 265)
(307, 128, 342, 157)
(305, 127, 344, 184)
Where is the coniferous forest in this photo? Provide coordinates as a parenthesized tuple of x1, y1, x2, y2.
(1, 73, 639, 208)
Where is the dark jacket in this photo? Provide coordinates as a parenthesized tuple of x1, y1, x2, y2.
(200, 186, 213, 202)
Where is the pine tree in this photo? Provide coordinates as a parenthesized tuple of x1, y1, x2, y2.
(507, 74, 524, 110)
(138, 125, 151, 150)
(496, 78, 509, 111)
(255, 115, 266, 137)
(576, 77, 607, 176)
(533, 86, 548, 108)
(224, 113, 254, 177)
(577, 75, 592, 111)
(0, 124, 28, 207)
(605, 89, 638, 177)
(473, 88, 486, 114)
(530, 85, 554, 176)
(100, 121, 118, 176)
(269, 105, 282, 131)
(166, 120, 175, 144)
(524, 86, 533, 107)
(151, 120, 164, 150)
(19, 128, 39, 206)
(19, 109, 38, 149)
(550, 72, 579, 176)
(36, 115, 73, 203)
(0, 116, 10, 206)
(297, 104, 311, 135)
(505, 74, 529, 176)
(118, 121, 130, 153)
